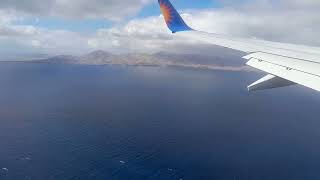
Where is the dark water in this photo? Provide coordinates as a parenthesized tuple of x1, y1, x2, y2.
(0, 63, 319, 180)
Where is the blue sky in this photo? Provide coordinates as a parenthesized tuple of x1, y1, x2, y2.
(138, 0, 217, 18)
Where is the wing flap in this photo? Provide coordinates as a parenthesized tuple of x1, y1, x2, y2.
(243, 52, 320, 76)
(246, 58, 320, 91)
(248, 74, 296, 92)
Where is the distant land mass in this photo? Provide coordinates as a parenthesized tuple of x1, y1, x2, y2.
(32, 50, 252, 72)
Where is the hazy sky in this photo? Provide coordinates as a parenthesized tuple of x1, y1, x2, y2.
(0, 0, 319, 56)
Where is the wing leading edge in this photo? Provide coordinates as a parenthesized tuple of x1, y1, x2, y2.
(157, 0, 320, 92)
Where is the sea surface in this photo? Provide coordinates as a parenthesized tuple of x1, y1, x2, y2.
(0, 63, 319, 180)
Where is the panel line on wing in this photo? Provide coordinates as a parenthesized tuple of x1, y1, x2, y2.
(244, 51, 320, 64)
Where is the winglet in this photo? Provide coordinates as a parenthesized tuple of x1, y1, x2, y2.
(158, 0, 193, 33)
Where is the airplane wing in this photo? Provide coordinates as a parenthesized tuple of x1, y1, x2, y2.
(158, 0, 320, 92)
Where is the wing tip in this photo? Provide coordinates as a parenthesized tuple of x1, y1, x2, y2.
(158, 0, 193, 33)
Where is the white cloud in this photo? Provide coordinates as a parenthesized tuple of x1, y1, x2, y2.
(0, 25, 91, 56)
(0, 0, 152, 20)
(187, 9, 320, 46)
(0, 0, 320, 57)
(87, 16, 177, 53)
(280, 0, 320, 8)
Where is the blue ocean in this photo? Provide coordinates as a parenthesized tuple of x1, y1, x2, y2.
(0, 63, 319, 180)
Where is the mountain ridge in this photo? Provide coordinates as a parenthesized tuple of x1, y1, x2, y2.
(35, 50, 252, 72)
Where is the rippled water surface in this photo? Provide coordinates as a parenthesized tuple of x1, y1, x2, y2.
(0, 63, 319, 180)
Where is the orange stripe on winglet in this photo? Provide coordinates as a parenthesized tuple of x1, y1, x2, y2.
(160, 3, 173, 24)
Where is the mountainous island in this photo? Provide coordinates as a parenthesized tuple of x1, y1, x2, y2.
(32, 50, 251, 72)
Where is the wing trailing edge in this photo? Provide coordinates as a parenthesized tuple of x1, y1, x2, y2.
(248, 74, 296, 92)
